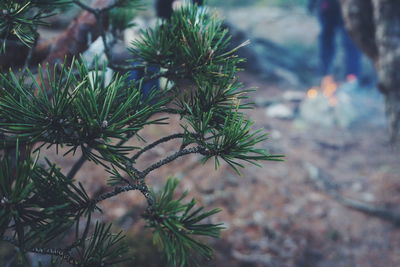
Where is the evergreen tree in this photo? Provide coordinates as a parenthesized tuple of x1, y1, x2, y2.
(0, 1, 283, 265)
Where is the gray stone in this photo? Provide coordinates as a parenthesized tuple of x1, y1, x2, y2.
(282, 90, 306, 102)
(265, 104, 294, 120)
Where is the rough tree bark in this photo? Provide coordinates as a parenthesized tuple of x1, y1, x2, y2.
(0, 0, 112, 71)
(340, 0, 400, 142)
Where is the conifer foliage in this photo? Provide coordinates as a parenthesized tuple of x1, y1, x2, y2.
(0, 1, 282, 265)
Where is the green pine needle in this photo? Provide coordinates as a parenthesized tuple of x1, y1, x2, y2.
(144, 178, 224, 267)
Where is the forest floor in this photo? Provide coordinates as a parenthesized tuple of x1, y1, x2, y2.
(22, 5, 400, 267)
(43, 71, 400, 267)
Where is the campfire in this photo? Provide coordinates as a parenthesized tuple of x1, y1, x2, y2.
(307, 75, 339, 107)
(264, 75, 385, 130)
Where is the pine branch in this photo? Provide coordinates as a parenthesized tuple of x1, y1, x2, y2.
(72, 0, 99, 14)
(139, 146, 209, 178)
(131, 133, 185, 162)
(67, 133, 183, 180)
(91, 183, 152, 206)
(0, 4, 280, 265)
(2, 237, 79, 266)
(72, 0, 124, 15)
(101, 1, 123, 13)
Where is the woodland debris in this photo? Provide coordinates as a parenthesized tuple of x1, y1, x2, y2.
(305, 162, 400, 226)
(232, 250, 274, 265)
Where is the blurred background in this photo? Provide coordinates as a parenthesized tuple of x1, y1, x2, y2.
(2, 0, 400, 266)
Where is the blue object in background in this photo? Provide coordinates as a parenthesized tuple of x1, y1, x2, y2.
(317, 0, 361, 77)
(128, 62, 160, 100)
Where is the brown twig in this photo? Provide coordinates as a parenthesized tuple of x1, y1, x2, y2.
(92, 182, 152, 206)
(138, 146, 208, 178)
(130, 133, 185, 162)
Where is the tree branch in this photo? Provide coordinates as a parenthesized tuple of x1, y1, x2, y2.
(68, 132, 193, 180)
(91, 182, 153, 206)
(100, 0, 124, 13)
(2, 237, 79, 266)
(131, 133, 185, 162)
(139, 146, 208, 178)
(93, 184, 140, 204)
(72, 0, 99, 14)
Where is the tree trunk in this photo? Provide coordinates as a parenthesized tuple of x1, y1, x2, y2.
(340, 0, 400, 142)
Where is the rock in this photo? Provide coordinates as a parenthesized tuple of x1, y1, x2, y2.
(253, 211, 266, 224)
(222, 22, 315, 85)
(83, 36, 132, 67)
(265, 104, 294, 119)
(270, 129, 282, 140)
(88, 68, 113, 88)
(362, 193, 376, 202)
(351, 182, 363, 192)
(82, 36, 109, 65)
(109, 40, 133, 66)
(123, 17, 156, 46)
(282, 90, 306, 102)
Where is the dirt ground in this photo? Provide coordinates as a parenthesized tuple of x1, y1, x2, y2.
(39, 71, 400, 267)
(3, 5, 400, 267)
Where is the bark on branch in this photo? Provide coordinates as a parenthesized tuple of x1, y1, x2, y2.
(2, 237, 79, 266)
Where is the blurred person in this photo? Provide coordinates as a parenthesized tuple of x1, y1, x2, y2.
(308, 0, 361, 83)
(156, 0, 204, 19)
(129, 0, 205, 99)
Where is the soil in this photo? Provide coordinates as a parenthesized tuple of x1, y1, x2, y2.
(40, 71, 400, 267)
(4, 5, 400, 267)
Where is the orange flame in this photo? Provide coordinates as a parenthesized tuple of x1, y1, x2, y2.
(307, 87, 319, 99)
(307, 76, 339, 106)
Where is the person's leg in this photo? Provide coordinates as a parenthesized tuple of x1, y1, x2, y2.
(341, 26, 361, 78)
(318, 12, 337, 76)
(156, 0, 175, 19)
(192, 0, 203, 5)
(141, 65, 160, 100)
(156, 0, 203, 19)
